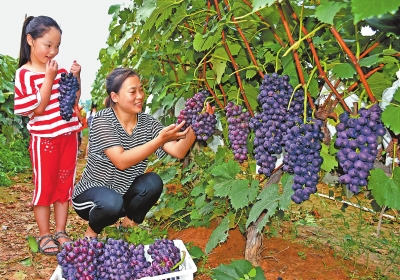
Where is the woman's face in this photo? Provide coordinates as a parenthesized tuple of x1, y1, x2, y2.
(113, 75, 144, 114)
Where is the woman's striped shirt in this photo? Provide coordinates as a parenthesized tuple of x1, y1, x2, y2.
(72, 108, 166, 198)
(14, 67, 81, 137)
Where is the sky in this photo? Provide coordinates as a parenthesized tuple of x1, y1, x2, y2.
(0, 0, 124, 102)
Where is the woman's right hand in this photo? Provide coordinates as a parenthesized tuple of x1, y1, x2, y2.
(46, 59, 59, 80)
(158, 121, 189, 144)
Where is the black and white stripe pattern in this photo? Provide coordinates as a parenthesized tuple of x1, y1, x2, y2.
(72, 108, 166, 199)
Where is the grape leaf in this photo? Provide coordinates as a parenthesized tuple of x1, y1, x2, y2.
(367, 72, 393, 101)
(246, 184, 280, 228)
(252, 0, 281, 11)
(158, 166, 177, 184)
(394, 87, 400, 103)
(230, 179, 251, 210)
(26, 235, 39, 253)
(381, 104, 400, 135)
(211, 264, 241, 280)
(351, 0, 400, 23)
(358, 54, 382, 67)
(193, 33, 204, 52)
(205, 214, 232, 253)
(314, 1, 348, 24)
(211, 160, 240, 180)
(368, 167, 400, 210)
(331, 63, 356, 79)
(320, 143, 338, 172)
(279, 173, 295, 210)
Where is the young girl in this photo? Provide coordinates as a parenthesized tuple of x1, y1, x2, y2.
(72, 68, 214, 238)
(14, 15, 81, 255)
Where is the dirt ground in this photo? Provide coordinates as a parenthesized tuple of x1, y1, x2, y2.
(0, 136, 397, 280)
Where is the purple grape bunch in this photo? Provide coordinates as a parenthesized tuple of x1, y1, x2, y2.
(225, 102, 251, 163)
(335, 104, 386, 193)
(282, 118, 325, 204)
(58, 72, 79, 121)
(192, 112, 217, 141)
(177, 89, 216, 141)
(249, 73, 306, 176)
(57, 237, 104, 280)
(136, 238, 182, 278)
(96, 238, 143, 280)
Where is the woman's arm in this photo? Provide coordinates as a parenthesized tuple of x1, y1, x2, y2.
(104, 121, 189, 170)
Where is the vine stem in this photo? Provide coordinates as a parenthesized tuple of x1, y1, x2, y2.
(284, 0, 350, 113)
(167, 57, 179, 82)
(213, 0, 254, 117)
(330, 27, 377, 104)
(223, 0, 264, 79)
(242, 0, 285, 47)
(276, 2, 315, 110)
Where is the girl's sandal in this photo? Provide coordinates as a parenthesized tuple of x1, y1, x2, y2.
(37, 235, 60, 255)
(54, 231, 73, 249)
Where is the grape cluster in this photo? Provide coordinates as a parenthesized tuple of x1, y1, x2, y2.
(96, 238, 144, 280)
(57, 238, 183, 280)
(225, 102, 251, 163)
(335, 104, 386, 193)
(282, 118, 325, 204)
(192, 112, 217, 141)
(249, 73, 305, 176)
(57, 237, 104, 280)
(177, 89, 216, 141)
(177, 90, 209, 130)
(58, 72, 79, 121)
(137, 238, 181, 278)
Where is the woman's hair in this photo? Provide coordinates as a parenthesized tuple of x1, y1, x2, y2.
(90, 102, 98, 113)
(18, 15, 62, 68)
(104, 68, 139, 108)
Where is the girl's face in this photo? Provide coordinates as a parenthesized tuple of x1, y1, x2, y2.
(28, 27, 61, 66)
(112, 75, 145, 114)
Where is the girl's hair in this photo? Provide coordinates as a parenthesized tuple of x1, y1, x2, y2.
(18, 15, 62, 68)
(90, 102, 98, 113)
(104, 68, 139, 108)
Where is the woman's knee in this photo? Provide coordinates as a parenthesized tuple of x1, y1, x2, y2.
(144, 172, 163, 194)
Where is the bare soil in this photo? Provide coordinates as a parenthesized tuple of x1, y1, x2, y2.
(0, 136, 398, 280)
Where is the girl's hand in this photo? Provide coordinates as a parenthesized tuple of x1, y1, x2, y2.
(158, 121, 189, 143)
(46, 59, 58, 80)
(70, 60, 81, 77)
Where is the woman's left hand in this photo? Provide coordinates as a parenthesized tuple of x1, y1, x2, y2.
(70, 60, 81, 77)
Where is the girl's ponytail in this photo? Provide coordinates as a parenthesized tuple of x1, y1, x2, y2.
(18, 16, 35, 68)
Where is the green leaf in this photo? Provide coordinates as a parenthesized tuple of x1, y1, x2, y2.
(393, 87, 400, 103)
(381, 104, 400, 135)
(212, 264, 241, 280)
(351, 0, 400, 23)
(320, 143, 338, 172)
(108, 4, 120, 15)
(279, 173, 294, 210)
(212, 58, 227, 85)
(314, 1, 348, 24)
(358, 54, 382, 67)
(193, 33, 204, 52)
(230, 179, 250, 210)
(368, 167, 400, 210)
(26, 235, 39, 253)
(158, 166, 177, 184)
(188, 246, 205, 259)
(331, 63, 356, 79)
(252, 0, 279, 11)
(211, 160, 240, 180)
(205, 214, 232, 253)
(367, 72, 393, 100)
(246, 184, 280, 229)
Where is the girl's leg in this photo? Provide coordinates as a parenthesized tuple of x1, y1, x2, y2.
(123, 172, 163, 224)
(72, 187, 124, 236)
(34, 205, 58, 253)
(54, 132, 79, 246)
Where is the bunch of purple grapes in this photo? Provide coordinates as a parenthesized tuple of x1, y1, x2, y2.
(192, 112, 217, 141)
(225, 102, 251, 163)
(95, 238, 144, 280)
(335, 104, 386, 193)
(58, 72, 79, 121)
(177, 89, 216, 141)
(249, 73, 305, 176)
(57, 237, 104, 280)
(136, 238, 181, 278)
(282, 118, 325, 204)
(127, 243, 151, 279)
